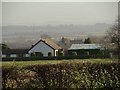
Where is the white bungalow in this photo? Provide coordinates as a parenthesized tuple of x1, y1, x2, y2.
(28, 38, 63, 57)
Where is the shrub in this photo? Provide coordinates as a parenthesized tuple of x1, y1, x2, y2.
(2, 66, 17, 89)
(48, 52, 52, 56)
(72, 52, 77, 56)
(35, 52, 43, 57)
(31, 52, 43, 57)
(58, 52, 64, 56)
(84, 51, 89, 56)
(31, 52, 36, 57)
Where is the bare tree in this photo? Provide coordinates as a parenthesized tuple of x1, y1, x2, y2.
(104, 17, 120, 59)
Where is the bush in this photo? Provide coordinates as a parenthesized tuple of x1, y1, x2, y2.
(58, 52, 64, 56)
(72, 52, 77, 56)
(2, 66, 17, 89)
(31, 52, 36, 57)
(36, 52, 43, 57)
(2, 62, 120, 89)
(84, 51, 89, 56)
(48, 52, 52, 56)
(31, 52, 43, 57)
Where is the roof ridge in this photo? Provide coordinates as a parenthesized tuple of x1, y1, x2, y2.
(29, 38, 62, 51)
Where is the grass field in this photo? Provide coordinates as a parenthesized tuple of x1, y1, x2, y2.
(1, 59, 119, 67)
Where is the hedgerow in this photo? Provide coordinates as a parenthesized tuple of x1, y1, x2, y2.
(2, 62, 120, 89)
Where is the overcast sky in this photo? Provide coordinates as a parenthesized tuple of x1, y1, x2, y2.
(2, 2, 118, 26)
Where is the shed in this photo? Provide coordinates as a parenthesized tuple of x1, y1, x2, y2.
(68, 44, 102, 55)
(2, 49, 29, 57)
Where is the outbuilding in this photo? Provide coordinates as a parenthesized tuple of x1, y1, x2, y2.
(68, 44, 102, 56)
(2, 49, 29, 58)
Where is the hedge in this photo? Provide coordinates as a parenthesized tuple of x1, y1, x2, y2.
(2, 55, 110, 61)
(2, 62, 120, 89)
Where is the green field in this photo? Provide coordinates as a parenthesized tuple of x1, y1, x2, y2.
(1, 59, 119, 67)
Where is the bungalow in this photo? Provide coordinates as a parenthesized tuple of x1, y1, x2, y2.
(68, 44, 102, 55)
(28, 38, 63, 57)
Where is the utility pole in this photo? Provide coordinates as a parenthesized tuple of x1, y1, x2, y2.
(117, 32, 120, 60)
(118, 1, 120, 60)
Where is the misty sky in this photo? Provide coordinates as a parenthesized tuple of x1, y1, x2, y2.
(2, 2, 118, 26)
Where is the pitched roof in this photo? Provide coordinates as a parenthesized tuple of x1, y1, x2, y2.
(29, 38, 62, 50)
(42, 38, 62, 49)
(2, 49, 29, 54)
(68, 44, 101, 50)
(57, 41, 69, 50)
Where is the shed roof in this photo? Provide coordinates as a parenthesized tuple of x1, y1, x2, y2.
(68, 44, 101, 50)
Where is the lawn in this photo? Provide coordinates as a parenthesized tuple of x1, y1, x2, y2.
(1, 59, 118, 67)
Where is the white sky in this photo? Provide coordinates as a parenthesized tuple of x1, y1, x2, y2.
(2, 2, 118, 25)
(1, 0, 120, 2)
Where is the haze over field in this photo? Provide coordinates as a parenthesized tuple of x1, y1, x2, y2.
(2, 23, 112, 48)
(2, 2, 118, 48)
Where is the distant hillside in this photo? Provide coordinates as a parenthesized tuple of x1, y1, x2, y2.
(3, 23, 112, 35)
(2, 23, 112, 49)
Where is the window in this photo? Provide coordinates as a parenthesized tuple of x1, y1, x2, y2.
(10, 54, 17, 57)
(48, 52, 52, 56)
(2, 54, 6, 58)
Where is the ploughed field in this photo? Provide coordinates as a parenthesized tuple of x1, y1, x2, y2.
(1, 59, 120, 89)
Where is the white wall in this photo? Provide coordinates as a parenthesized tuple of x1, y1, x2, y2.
(2, 54, 6, 58)
(10, 54, 17, 57)
(55, 49, 58, 56)
(28, 41, 55, 56)
(25, 54, 29, 57)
